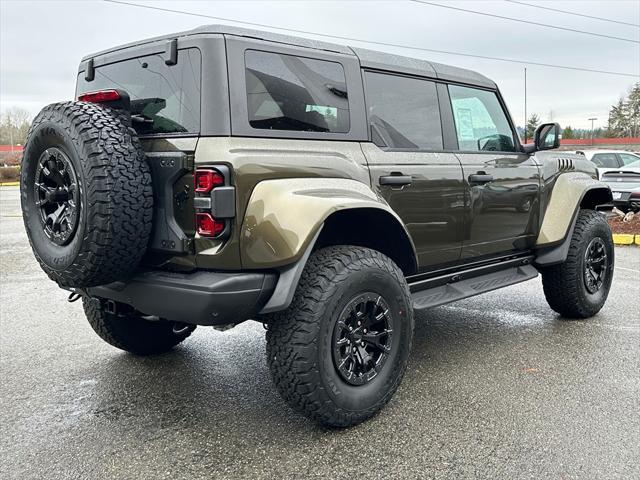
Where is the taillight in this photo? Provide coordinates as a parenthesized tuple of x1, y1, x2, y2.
(194, 167, 233, 238)
(196, 213, 225, 237)
(77, 89, 121, 103)
(194, 169, 224, 193)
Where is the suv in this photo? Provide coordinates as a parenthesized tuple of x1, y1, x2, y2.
(20, 25, 614, 427)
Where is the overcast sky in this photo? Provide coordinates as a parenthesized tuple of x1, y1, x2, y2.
(1, 0, 639, 130)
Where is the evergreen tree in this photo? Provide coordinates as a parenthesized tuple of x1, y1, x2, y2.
(525, 113, 540, 141)
(605, 82, 640, 138)
(562, 126, 574, 139)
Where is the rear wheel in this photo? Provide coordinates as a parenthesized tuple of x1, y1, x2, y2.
(83, 298, 195, 355)
(541, 210, 614, 319)
(266, 246, 414, 427)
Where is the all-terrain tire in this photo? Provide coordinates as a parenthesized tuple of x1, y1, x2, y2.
(83, 298, 195, 355)
(21, 102, 153, 287)
(540, 209, 614, 319)
(266, 246, 414, 427)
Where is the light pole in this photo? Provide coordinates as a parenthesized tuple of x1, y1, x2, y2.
(588, 117, 597, 146)
(523, 67, 527, 143)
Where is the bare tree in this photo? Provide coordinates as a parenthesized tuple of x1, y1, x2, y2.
(0, 107, 32, 145)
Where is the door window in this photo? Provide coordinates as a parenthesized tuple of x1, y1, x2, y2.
(363, 71, 443, 150)
(448, 85, 516, 152)
(244, 50, 349, 133)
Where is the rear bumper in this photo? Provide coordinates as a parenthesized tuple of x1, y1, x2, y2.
(87, 270, 277, 326)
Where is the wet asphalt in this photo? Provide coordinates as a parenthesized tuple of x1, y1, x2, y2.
(1, 185, 639, 479)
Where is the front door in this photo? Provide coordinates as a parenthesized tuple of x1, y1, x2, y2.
(361, 71, 465, 271)
(447, 84, 541, 259)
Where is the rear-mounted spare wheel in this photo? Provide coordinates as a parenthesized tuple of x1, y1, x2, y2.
(20, 101, 153, 287)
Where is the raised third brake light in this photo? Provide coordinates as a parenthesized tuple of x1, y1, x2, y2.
(77, 89, 121, 103)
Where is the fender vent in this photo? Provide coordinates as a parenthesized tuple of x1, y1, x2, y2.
(557, 158, 575, 171)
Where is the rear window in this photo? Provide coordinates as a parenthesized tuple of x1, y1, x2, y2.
(591, 153, 619, 168)
(76, 48, 201, 135)
(245, 50, 349, 133)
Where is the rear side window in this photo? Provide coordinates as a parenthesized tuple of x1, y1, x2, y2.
(591, 153, 619, 168)
(448, 85, 516, 152)
(76, 48, 201, 135)
(245, 50, 349, 133)
(364, 71, 443, 150)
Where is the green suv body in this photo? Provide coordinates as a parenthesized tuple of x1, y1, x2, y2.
(21, 25, 614, 427)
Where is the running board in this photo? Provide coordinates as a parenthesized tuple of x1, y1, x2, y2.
(411, 265, 538, 310)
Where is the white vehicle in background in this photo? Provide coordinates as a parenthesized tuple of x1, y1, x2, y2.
(573, 149, 640, 179)
(599, 159, 640, 212)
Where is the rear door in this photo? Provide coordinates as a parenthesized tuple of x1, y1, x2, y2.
(76, 43, 208, 267)
(361, 71, 465, 271)
(446, 84, 540, 259)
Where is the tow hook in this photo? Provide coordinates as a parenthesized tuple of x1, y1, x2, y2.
(172, 322, 191, 335)
(67, 292, 82, 303)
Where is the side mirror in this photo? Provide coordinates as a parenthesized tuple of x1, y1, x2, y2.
(534, 122, 561, 151)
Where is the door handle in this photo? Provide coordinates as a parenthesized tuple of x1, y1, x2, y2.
(379, 175, 412, 186)
(468, 174, 494, 184)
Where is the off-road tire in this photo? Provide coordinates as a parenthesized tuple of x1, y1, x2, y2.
(83, 298, 195, 355)
(541, 210, 614, 319)
(266, 246, 414, 427)
(21, 102, 153, 287)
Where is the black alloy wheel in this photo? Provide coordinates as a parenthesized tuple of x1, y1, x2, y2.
(583, 237, 608, 294)
(332, 293, 394, 386)
(34, 147, 80, 246)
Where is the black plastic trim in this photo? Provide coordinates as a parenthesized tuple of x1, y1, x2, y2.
(533, 212, 578, 267)
(87, 270, 277, 326)
(146, 151, 191, 254)
(408, 254, 535, 293)
(412, 264, 538, 310)
(259, 228, 322, 314)
(165, 38, 178, 65)
(211, 186, 236, 218)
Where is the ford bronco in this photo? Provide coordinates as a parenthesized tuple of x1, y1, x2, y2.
(21, 25, 614, 427)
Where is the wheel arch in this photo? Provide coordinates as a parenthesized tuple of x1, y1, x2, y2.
(246, 178, 418, 314)
(580, 187, 613, 210)
(315, 208, 417, 275)
(240, 177, 417, 271)
(536, 173, 611, 247)
(535, 174, 612, 266)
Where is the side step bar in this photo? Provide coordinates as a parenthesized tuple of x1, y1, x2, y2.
(411, 264, 538, 310)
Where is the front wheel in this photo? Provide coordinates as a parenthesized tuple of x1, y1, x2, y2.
(540, 210, 614, 319)
(266, 246, 414, 428)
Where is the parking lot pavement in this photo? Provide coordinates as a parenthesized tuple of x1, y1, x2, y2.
(1, 183, 639, 479)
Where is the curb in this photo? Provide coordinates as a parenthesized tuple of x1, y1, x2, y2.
(612, 234, 640, 246)
(0, 182, 19, 187)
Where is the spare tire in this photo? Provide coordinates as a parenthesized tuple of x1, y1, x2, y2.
(21, 101, 153, 287)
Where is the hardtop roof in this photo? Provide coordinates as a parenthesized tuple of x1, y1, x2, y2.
(82, 24, 496, 88)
